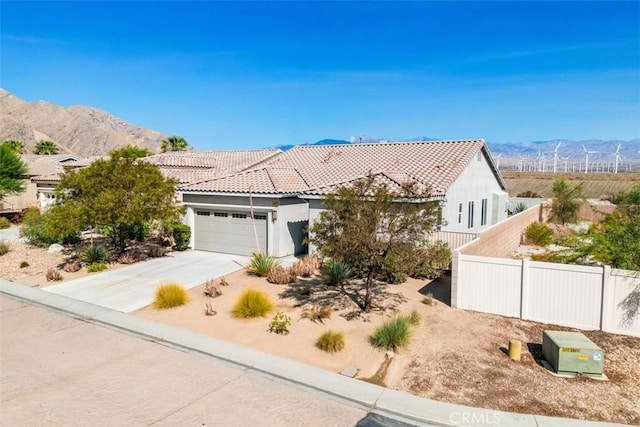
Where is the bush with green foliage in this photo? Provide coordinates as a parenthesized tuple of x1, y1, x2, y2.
(19, 261, 29, 268)
(80, 243, 109, 264)
(172, 223, 191, 251)
(86, 262, 108, 273)
(0, 142, 28, 199)
(268, 312, 292, 334)
(21, 206, 82, 246)
(525, 222, 554, 246)
(0, 217, 11, 229)
(370, 316, 411, 351)
(422, 293, 434, 305)
(549, 179, 585, 225)
(232, 289, 274, 318)
(246, 252, 278, 277)
(153, 282, 189, 309)
(34, 140, 59, 155)
(316, 330, 345, 353)
(510, 202, 528, 215)
(405, 310, 421, 326)
(321, 259, 350, 286)
(0, 241, 9, 256)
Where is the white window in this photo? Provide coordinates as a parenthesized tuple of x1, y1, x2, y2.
(196, 211, 210, 216)
(467, 201, 474, 229)
(214, 212, 228, 217)
(481, 198, 488, 226)
(232, 213, 247, 219)
(458, 203, 463, 223)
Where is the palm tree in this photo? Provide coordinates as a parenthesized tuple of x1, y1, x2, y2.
(34, 140, 59, 155)
(3, 139, 26, 154)
(161, 135, 189, 153)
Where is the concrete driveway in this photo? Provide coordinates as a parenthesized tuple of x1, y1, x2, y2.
(45, 250, 248, 312)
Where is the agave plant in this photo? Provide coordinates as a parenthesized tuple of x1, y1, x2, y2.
(246, 252, 278, 277)
(321, 259, 350, 287)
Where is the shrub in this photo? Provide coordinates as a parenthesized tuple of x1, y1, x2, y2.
(117, 252, 139, 265)
(0, 217, 10, 229)
(232, 289, 273, 318)
(0, 241, 9, 256)
(172, 224, 191, 251)
(316, 331, 345, 353)
(511, 202, 528, 215)
(321, 259, 350, 286)
(46, 268, 63, 281)
(21, 207, 81, 246)
(153, 282, 189, 309)
(406, 241, 452, 280)
(219, 276, 229, 286)
(203, 279, 223, 298)
(63, 259, 82, 272)
(301, 305, 332, 323)
(266, 265, 296, 284)
(290, 254, 321, 277)
(405, 310, 421, 326)
(525, 222, 554, 246)
(204, 302, 216, 316)
(79, 243, 109, 264)
(422, 293, 434, 306)
(19, 261, 29, 268)
(86, 262, 107, 273)
(268, 312, 292, 334)
(246, 252, 278, 277)
(147, 244, 166, 258)
(371, 316, 411, 351)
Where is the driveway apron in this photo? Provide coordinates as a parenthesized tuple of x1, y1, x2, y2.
(44, 250, 248, 312)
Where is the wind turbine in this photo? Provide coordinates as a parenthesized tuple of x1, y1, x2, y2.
(610, 144, 622, 174)
(518, 154, 527, 172)
(561, 155, 571, 173)
(493, 153, 502, 170)
(550, 142, 561, 173)
(582, 144, 597, 174)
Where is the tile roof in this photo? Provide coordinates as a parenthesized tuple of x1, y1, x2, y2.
(302, 171, 435, 197)
(181, 167, 309, 194)
(145, 150, 282, 170)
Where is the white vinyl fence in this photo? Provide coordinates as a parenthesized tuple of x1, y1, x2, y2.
(452, 253, 640, 337)
(428, 230, 476, 251)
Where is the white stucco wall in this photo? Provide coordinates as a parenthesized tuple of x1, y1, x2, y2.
(442, 149, 507, 233)
(275, 198, 309, 257)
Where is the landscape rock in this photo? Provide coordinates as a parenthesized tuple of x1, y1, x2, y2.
(48, 244, 64, 254)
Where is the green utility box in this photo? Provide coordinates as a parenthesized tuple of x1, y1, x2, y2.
(542, 331, 604, 376)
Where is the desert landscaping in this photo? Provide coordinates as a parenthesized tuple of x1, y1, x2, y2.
(2, 232, 638, 425)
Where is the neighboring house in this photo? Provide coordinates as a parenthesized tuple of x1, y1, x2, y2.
(179, 140, 508, 257)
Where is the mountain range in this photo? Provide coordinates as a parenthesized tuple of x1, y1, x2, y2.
(1, 89, 638, 165)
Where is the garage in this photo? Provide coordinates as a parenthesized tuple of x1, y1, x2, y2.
(194, 210, 267, 255)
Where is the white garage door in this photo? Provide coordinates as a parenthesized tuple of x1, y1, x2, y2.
(194, 210, 267, 255)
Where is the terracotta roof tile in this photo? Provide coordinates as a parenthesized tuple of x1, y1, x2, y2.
(181, 167, 309, 194)
(146, 150, 281, 170)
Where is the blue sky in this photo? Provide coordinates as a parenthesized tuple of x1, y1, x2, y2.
(1, 1, 639, 150)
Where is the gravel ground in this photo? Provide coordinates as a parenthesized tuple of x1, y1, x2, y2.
(0, 226, 66, 281)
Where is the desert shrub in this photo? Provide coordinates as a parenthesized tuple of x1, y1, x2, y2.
(147, 244, 166, 258)
(405, 310, 421, 326)
(232, 289, 274, 318)
(86, 262, 107, 273)
(80, 243, 109, 264)
(117, 252, 139, 265)
(517, 191, 541, 198)
(63, 259, 82, 272)
(153, 282, 189, 309)
(371, 316, 411, 351)
(268, 312, 292, 334)
(422, 293, 434, 305)
(246, 252, 278, 277)
(266, 265, 296, 284)
(46, 268, 63, 281)
(511, 202, 528, 215)
(525, 222, 554, 246)
(19, 261, 29, 268)
(301, 305, 332, 323)
(406, 241, 452, 279)
(316, 330, 345, 353)
(321, 259, 350, 286)
(0, 241, 9, 256)
(123, 221, 150, 242)
(203, 279, 223, 298)
(172, 223, 191, 251)
(0, 217, 10, 229)
(21, 207, 81, 246)
(204, 302, 216, 316)
(290, 254, 321, 277)
(219, 276, 229, 286)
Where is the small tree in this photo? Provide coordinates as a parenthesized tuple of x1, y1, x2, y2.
(34, 140, 59, 155)
(309, 174, 441, 311)
(55, 149, 184, 251)
(0, 142, 28, 199)
(3, 139, 26, 154)
(110, 145, 152, 159)
(549, 179, 585, 225)
(161, 135, 189, 153)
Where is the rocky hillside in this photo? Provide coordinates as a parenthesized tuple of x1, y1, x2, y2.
(0, 89, 166, 156)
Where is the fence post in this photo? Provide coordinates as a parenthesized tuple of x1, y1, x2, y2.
(520, 258, 530, 320)
(451, 251, 460, 308)
(600, 265, 613, 332)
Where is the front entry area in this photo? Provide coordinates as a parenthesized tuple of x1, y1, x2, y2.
(194, 209, 267, 256)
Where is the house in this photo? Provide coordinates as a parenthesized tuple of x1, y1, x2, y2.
(179, 140, 508, 257)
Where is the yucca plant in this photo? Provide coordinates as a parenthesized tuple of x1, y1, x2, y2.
(232, 289, 274, 318)
(316, 330, 345, 353)
(246, 252, 278, 277)
(321, 259, 350, 286)
(79, 243, 108, 264)
(371, 316, 411, 351)
(153, 282, 189, 309)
